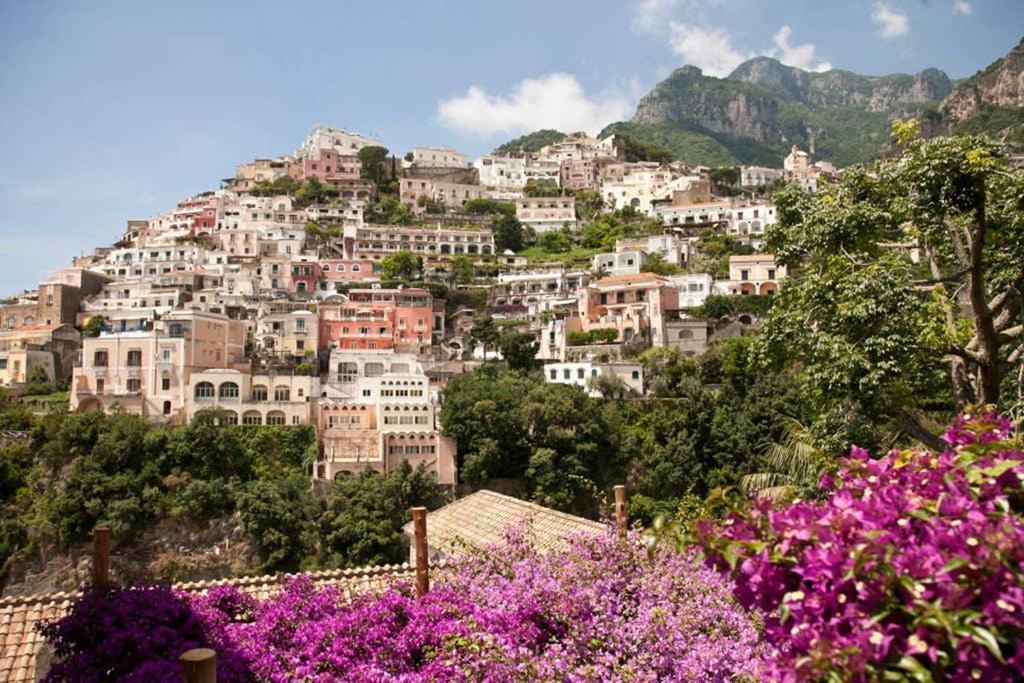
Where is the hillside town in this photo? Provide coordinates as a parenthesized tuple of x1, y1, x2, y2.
(0, 124, 836, 489)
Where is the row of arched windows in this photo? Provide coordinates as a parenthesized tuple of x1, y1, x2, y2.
(194, 381, 295, 401)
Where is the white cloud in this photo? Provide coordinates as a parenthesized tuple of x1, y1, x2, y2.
(667, 22, 752, 77)
(631, 0, 679, 35)
(770, 25, 832, 72)
(871, 2, 910, 38)
(953, 1, 972, 15)
(437, 74, 632, 137)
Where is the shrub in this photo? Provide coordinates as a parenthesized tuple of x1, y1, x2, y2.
(692, 411, 1024, 681)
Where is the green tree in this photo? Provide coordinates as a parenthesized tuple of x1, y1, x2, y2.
(380, 251, 422, 281)
(643, 253, 680, 276)
(761, 130, 1024, 448)
(740, 418, 830, 502)
(575, 190, 605, 221)
(493, 214, 525, 253)
(236, 474, 318, 571)
(497, 331, 539, 373)
(449, 254, 475, 285)
(82, 316, 104, 338)
(469, 314, 500, 358)
(537, 229, 571, 254)
(24, 366, 53, 395)
(357, 145, 390, 186)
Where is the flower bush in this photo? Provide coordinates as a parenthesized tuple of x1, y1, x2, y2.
(43, 528, 765, 682)
(694, 411, 1024, 681)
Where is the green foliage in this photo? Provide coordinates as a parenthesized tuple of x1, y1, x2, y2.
(448, 255, 475, 285)
(523, 179, 568, 197)
(237, 474, 318, 572)
(364, 196, 413, 225)
(357, 146, 390, 186)
(493, 214, 525, 253)
(536, 229, 572, 254)
(24, 366, 53, 396)
(643, 253, 681, 276)
(568, 329, 618, 346)
(494, 129, 566, 154)
(294, 362, 316, 376)
(82, 316, 103, 338)
(574, 190, 605, 221)
(293, 177, 339, 205)
(380, 251, 422, 281)
(691, 294, 773, 319)
(248, 175, 300, 197)
(318, 462, 449, 568)
(616, 133, 672, 164)
(947, 105, 1024, 145)
(469, 315, 500, 356)
(497, 331, 539, 373)
(463, 198, 515, 217)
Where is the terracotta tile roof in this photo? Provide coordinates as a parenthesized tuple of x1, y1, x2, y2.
(402, 490, 604, 557)
(593, 273, 667, 286)
(0, 563, 414, 682)
(729, 254, 776, 263)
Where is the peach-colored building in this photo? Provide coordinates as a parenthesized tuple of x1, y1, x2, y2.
(579, 273, 679, 347)
(71, 310, 247, 422)
(186, 369, 319, 425)
(301, 149, 361, 183)
(726, 254, 786, 295)
(315, 351, 456, 485)
(515, 196, 577, 233)
(319, 288, 433, 352)
(320, 259, 378, 284)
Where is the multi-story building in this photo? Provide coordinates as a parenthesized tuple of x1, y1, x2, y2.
(725, 254, 786, 295)
(667, 273, 713, 308)
(0, 324, 81, 386)
(592, 250, 647, 277)
(543, 361, 643, 396)
(255, 301, 318, 359)
(399, 178, 488, 214)
(741, 165, 784, 188)
(186, 369, 319, 425)
(230, 157, 303, 192)
(301, 148, 361, 184)
(297, 124, 381, 159)
(408, 147, 470, 169)
(615, 233, 691, 267)
(474, 156, 527, 194)
(515, 196, 576, 233)
(71, 310, 246, 422)
(347, 224, 495, 265)
(316, 350, 456, 485)
(579, 273, 679, 347)
(319, 288, 433, 352)
(559, 159, 599, 191)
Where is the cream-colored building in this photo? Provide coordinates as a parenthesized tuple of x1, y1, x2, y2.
(71, 310, 246, 422)
(515, 196, 576, 233)
(726, 254, 786, 295)
(186, 369, 319, 425)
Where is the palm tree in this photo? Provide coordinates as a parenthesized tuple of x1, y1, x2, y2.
(741, 419, 830, 501)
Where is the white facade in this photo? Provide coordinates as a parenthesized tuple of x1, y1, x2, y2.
(741, 166, 784, 188)
(474, 156, 527, 191)
(592, 251, 646, 277)
(409, 146, 470, 169)
(543, 361, 643, 397)
(667, 274, 713, 308)
(298, 124, 382, 159)
(187, 369, 319, 425)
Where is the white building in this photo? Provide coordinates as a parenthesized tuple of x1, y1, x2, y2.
(515, 196, 576, 233)
(667, 273, 713, 308)
(740, 166, 784, 188)
(409, 146, 470, 169)
(592, 251, 646, 277)
(474, 156, 527, 193)
(543, 361, 643, 397)
(298, 124, 382, 159)
(187, 369, 320, 425)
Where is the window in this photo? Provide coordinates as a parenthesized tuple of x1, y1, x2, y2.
(632, 371, 640, 380)
(127, 378, 141, 392)
(563, 369, 571, 379)
(577, 368, 585, 379)
(219, 382, 239, 399)
(194, 382, 215, 399)
(93, 350, 109, 367)
(296, 319, 305, 331)
(242, 411, 262, 425)
(741, 269, 750, 281)
(161, 378, 171, 391)
(274, 386, 290, 401)
(252, 385, 268, 401)
(161, 348, 172, 362)
(768, 269, 776, 280)
(126, 349, 142, 367)
(266, 411, 286, 425)
(163, 401, 171, 415)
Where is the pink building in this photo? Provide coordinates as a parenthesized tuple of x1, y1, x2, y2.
(559, 159, 599, 191)
(302, 149, 361, 183)
(319, 288, 433, 352)
(289, 258, 323, 295)
(580, 273, 679, 347)
(320, 259, 378, 283)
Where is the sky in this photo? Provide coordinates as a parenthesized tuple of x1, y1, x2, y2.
(0, 0, 1021, 296)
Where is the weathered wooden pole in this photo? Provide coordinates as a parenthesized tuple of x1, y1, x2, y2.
(412, 506, 429, 598)
(180, 648, 217, 683)
(92, 527, 110, 589)
(614, 485, 628, 535)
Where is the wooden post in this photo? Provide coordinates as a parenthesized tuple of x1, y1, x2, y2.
(614, 485, 627, 534)
(92, 527, 110, 589)
(412, 507, 429, 598)
(180, 648, 216, 683)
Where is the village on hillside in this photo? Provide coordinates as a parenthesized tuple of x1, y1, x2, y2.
(0, 124, 839, 488)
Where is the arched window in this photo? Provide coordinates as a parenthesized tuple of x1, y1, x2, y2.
(274, 386, 291, 401)
(678, 329, 694, 340)
(242, 410, 262, 425)
(219, 382, 239, 399)
(194, 382, 214, 399)
(251, 385, 268, 401)
(322, 264, 331, 272)
(351, 264, 360, 272)
(266, 411, 286, 426)
(221, 410, 238, 425)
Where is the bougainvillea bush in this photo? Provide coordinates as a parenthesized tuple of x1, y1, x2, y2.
(694, 411, 1024, 681)
(43, 527, 766, 682)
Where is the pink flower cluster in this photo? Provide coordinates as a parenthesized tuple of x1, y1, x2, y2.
(191, 527, 766, 681)
(695, 411, 1024, 681)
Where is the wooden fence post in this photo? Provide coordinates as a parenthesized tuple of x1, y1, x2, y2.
(614, 485, 628, 535)
(180, 648, 217, 683)
(92, 527, 110, 589)
(412, 507, 429, 598)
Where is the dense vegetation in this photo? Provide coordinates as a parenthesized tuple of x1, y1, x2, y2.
(492, 129, 566, 154)
(0, 406, 448, 582)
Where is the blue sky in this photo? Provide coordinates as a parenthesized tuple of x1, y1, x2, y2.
(0, 0, 1021, 296)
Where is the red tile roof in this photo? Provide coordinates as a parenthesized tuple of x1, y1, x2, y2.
(0, 563, 415, 682)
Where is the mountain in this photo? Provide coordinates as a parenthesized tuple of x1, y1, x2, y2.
(598, 58, 953, 167)
(493, 129, 567, 154)
(924, 37, 1024, 146)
